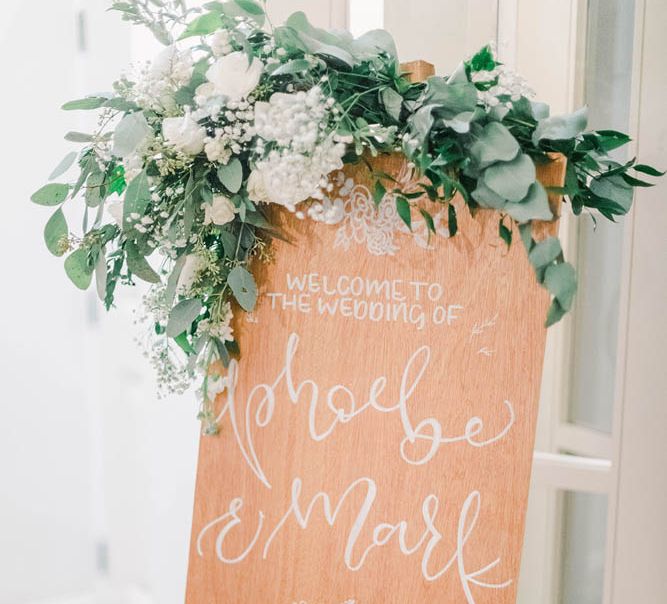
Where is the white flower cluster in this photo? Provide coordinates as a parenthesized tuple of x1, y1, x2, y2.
(473, 66, 535, 108)
(201, 101, 255, 163)
(196, 302, 234, 343)
(251, 87, 346, 209)
(128, 45, 194, 114)
(135, 286, 192, 398)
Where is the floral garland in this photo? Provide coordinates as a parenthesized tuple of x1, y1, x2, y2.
(31, 0, 662, 432)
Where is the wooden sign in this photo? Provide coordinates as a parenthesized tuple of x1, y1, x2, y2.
(185, 148, 566, 603)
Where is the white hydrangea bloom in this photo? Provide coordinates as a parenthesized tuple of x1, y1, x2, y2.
(253, 136, 346, 210)
(252, 86, 346, 209)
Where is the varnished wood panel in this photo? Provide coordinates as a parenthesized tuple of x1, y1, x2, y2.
(185, 153, 566, 603)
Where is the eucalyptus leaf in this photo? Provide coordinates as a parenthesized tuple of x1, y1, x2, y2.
(31, 183, 70, 206)
(532, 106, 588, 145)
(544, 262, 577, 311)
(227, 266, 257, 312)
(381, 88, 403, 122)
(178, 12, 223, 39)
(49, 152, 78, 180)
(504, 182, 553, 223)
(590, 174, 634, 214)
(233, 0, 264, 16)
(269, 59, 311, 76)
(471, 179, 507, 210)
(546, 299, 567, 327)
(424, 77, 478, 116)
(44, 208, 68, 256)
(123, 171, 151, 228)
(470, 122, 520, 169)
(528, 237, 562, 269)
(165, 255, 187, 306)
(482, 153, 536, 203)
(64, 249, 93, 290)
(217, 158, 243, 193)
(85, 171, 106, 208)
(95, 250, 107, 302)
(62, 96, 108, 111)
(112, 112, 152, 158)
(167, 298, 203, 337)
(65, 132, 94, 143)
(126, 241, 161, 284)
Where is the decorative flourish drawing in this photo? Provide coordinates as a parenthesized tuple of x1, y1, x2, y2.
(313, 167, 450, 256)
(470, 313, 499, 340)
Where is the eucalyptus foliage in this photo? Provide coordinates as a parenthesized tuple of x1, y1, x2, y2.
(32, 0, 662, 430)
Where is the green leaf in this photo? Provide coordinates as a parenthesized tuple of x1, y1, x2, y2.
(419, 208, 436, 234)
(284, 12, 354, 66)
(594, 129, 631, 152)
(31, 183, 70, 206)
(590, 174, 634, 214)
(544, 262, 577, 311)
(49, 152, 78, 180)
(447, 203, 458, 237)
(167, 298, 203, 337)
(65, 131, 94, 143)
(482, 153, 536, 202)
(112, 112, 152, 158)
(381, 88, 403, 122)
(546, 299, 567, 327)
(64, 249, 93, 290)
(528, 237, 562, 269)
(227, 266, 258, 312)
(396, 196, 412, 230)
(373, 180, 386, 205)
(85, 171, 106, 208)
(126, 241, 161, 284)
(179, 12, 223, 39)
(532, 106, 588, 145)
(123, 171, 151, 228)
(62, 97, 108, 111)
(504, 182, 553, 223)
(634, 164, 665, 177)
(165, 255, 187, 306)
(233, 0, 264, 15)
(424, 77, 478, 116)
(470, 122, 520, 169)
(217, 158, 243, 194)
(499, 220, 512, 247)
(44, 208, 68, 256)
(174, 332, 197, 355)
(269, 59, 311, 76)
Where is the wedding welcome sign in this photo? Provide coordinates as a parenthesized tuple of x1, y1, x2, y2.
(185, 150, 566, 603)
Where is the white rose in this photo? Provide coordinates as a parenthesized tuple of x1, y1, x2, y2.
(177, 254, 205, 295)
(246, 168, 268, 203)
(162, 113, 206, 155)
(203, 195, 236, 226)
(203, 51, 263, 101)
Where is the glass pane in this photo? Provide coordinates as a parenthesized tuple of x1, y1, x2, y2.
(567, 0, 636, 433)
(560, 492, 609, 604)
(519, 487, 608, 604)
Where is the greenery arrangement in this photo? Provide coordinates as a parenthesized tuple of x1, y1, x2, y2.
(31, 0, 662, 431)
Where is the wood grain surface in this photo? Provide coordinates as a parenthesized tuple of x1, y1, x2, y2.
(185, 151, 566, 603)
